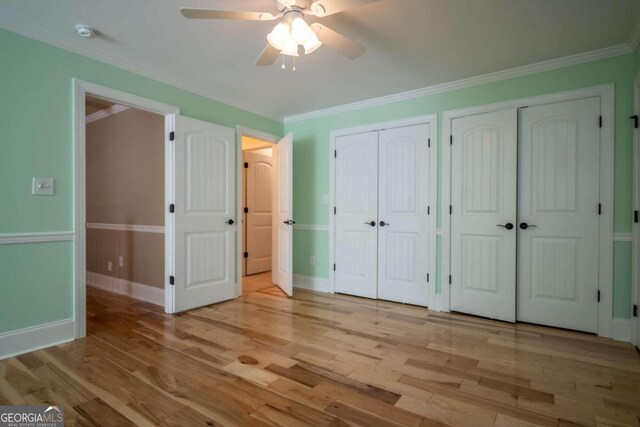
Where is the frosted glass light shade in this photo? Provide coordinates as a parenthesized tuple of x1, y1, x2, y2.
(291, 17, 313, 44)
(267, 22, 291, 50)
(303, 32, 322, 54)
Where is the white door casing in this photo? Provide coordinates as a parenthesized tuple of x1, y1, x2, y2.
(450, 108, 518, 322)
(635, 85, 640, 348)
(273, 134, 293, 296)
(377, 124, 431, 306)
(173, 116, 236, 312)
(245, 150, 273, 275)
(335, 131, 379, 299)
(517, 98, 601, 333)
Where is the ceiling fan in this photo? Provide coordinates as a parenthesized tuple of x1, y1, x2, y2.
(180, 0, 381, 68)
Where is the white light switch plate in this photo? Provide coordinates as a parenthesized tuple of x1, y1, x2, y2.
(32, 178, 54, 196)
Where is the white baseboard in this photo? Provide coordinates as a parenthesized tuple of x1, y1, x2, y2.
(293, 274, 331, 293)
(0, 319, 75, 360)
(87, 272, 164, 306)
(612, 317, 632, 342)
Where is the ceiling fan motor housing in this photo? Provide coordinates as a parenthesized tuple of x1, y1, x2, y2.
(276, 0, 313, 12)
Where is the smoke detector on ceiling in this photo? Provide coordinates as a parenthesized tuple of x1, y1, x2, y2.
(75, 24, 96, 39)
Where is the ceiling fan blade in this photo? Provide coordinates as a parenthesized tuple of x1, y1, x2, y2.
(256, 44, 280, 66)
(180, 8, 275, 21)
(311, 23, 366, 59)
(309, 0, 381, 17)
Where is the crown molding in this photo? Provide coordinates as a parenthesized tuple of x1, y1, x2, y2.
(85, 104, 129, 123)
(284, 43, 633, 123)
(0, 18, 281, 122)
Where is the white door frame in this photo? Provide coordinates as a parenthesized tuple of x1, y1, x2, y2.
(633, 77, 640, 348)
(72, 79, 179, 339)
(441, 84, 615, 338)
(329, 115, 438, 307)
(235, 126, 281, 297)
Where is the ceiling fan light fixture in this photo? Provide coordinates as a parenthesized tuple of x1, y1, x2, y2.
(267, 21, 290, 50)
(280, 37, 300, 56)
(303, 32, 322, 54)
(290, 17, 313, 44)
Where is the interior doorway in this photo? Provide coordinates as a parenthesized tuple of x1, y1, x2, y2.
(83, 95, 167, 334)
(241, 136, 276, 294)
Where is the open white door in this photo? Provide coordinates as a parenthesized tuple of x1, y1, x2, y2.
(173, 116, 236, 312)
(273, 134, 293, 296)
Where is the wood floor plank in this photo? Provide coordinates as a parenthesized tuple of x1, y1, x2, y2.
(1, 277, 639, 427)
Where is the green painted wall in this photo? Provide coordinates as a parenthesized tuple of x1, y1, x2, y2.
(0, 28, 282, 334)
(286, 52, 637, 317)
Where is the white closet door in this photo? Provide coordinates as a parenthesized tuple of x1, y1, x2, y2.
(450, 108, 518, 322)
(518, 97, 600, 333)
(335, 131, 379, 298)
(246, 150, 273, 275)
(273, 134, 293, 296)
(174, 116, 236, 312)
(378, 124, 430, 306)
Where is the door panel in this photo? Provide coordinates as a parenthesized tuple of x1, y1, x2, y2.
(335, 131, 378, 298)
(518, 97, 600, 333)
(378, 124, 430, 306)
(273, 134, 293, 296)
(246, 150, 273, 275)
(450, 108, 518, 322)
(174, 116, 236, 312)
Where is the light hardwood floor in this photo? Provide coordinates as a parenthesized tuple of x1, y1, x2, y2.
(243, 272, 278, 295)
(1, 286, 639, 426)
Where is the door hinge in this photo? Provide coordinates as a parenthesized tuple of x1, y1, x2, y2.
(334, 150, 337, 158)
(450, 135, 453, 145)
(630, 115, 639, 129)
(427, 273, 430, 283)
(599, 116, 602, 128)
(169, 204, 175, 213)
(634, 210, 638, 223)
(598, 203, 602, 215)
(334, 207, 337, 215)
(633, 304, 638, 317)
(449, 275, 452, 285)
(244, 207, 249, 213)
(244, 252, 248, 258)
(427, 206, 430, 215)
(428, 138, 431, 148)
(597, 290, 601, 302)
(169, 131, 175, 141)
(244, 162, 249, 169)
(333, 263, 336, 271)
(169, 275, 175, 285)
(449, 205, 452, 215)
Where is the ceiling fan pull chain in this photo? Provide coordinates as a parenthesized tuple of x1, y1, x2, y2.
(282, 54, 286, 70)
(293, 56, 296, 72)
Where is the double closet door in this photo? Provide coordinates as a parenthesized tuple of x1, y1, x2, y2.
(335, 124, 431, 306)
(450, 97, 601, 332)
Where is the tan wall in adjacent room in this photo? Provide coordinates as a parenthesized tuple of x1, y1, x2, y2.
(86, 106, 164, 289)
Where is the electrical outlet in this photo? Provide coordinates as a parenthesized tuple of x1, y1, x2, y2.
(108, 261, 113, 272)
(119, 256, 124, 267)
(32, 178, 54, 196)
(309, 255, 316, 266)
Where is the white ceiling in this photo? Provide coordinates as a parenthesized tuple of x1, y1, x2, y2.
(1, 0, 639, 121)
